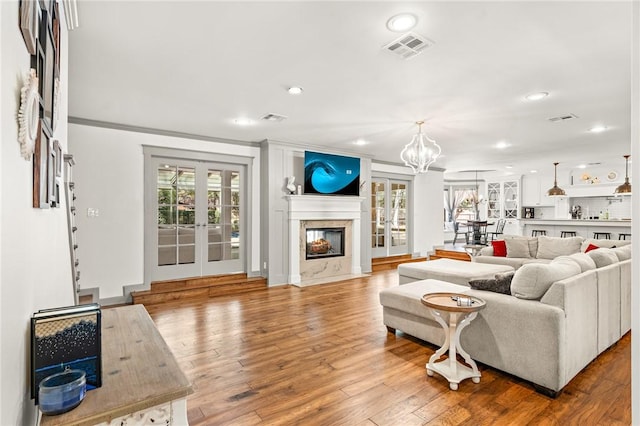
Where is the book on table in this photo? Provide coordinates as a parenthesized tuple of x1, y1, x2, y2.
(30, 303, 102, 403)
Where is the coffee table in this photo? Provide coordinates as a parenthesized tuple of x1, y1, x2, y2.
(421, 292, 486, 390)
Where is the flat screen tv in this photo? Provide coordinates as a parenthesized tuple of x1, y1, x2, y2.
(304, 151, 360, 196)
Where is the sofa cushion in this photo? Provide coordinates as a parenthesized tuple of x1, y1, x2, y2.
(511, 259, 581, 300)
(506, 238, 531, 258)
(491, 240, 507, 257)
(612, 245, 632, 261)
(562, 252, 597, 272)
(504, 235, 538, 257)
(468, 271, 514, 294)
(535, 236, 583, 260)
(581, 238, 630, 252)
(586, 247, 619, 267)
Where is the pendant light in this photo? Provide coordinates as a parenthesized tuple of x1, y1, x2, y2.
(614, 155, 632, 195)
(400, 121, 441, 173)
(547, 162, 566, 197)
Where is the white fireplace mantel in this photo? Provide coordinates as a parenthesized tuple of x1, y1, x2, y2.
(287, 195, 365, 285)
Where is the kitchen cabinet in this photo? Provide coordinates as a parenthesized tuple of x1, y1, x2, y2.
(486, 177, 522, 235)
(522, 175, 554, 206)
(486, 178, 521, 220)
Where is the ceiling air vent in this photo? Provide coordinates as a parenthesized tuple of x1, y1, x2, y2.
(261, 113, 288, 122)
(548, 113, 578, 123)
(383, 32, 434, 60)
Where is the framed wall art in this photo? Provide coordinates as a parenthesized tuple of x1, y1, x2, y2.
(33, 120, 50, 209)
(20, 0, 39, 55)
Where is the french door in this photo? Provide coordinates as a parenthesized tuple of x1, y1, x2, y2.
(371, 178, 410, 258)
(146, 155, 244, 283)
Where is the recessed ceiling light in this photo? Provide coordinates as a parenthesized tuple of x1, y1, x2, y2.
(525, 92, 549, 101)
(530, 170, 538, 174)
(354, 139, 368, 146)
(288, 86, 303, 95)
(495, 141, 510, 149)
(505, 165, 513, 169)
(386, 13, 417, 32)
(577, 164, 587, 169)
(589, 125, 608, 133)
(233, 118, 254, 126)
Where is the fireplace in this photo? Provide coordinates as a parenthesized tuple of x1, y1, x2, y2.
(306, 227, 345, 260)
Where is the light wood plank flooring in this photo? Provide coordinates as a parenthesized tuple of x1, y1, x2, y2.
(144, 270, 631, 425)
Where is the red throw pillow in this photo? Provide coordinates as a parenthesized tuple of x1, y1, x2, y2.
(492, 240, 507, 257)
(585, 243, 600, 253)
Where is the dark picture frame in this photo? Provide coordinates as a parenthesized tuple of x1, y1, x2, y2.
(20, 0, 39, 54)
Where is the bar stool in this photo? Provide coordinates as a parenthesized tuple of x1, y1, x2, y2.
(619, 233, 631, 240)
(560, 231, 577, 238)
(593, 232, 611, 240)
(531, 230, 546, 236)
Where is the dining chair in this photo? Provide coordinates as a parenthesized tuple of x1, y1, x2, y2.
(452, 221, 469, 245)
(467, 221, 488, 245)
(487, 219, 506, 242)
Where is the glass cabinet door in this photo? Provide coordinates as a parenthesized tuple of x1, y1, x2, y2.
(503, 181, 518, 218)
(487, 182, 501, 219)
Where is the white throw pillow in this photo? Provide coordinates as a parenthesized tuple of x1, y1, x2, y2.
(504, 235, 538, 257)
(586, 247, 619, 267)
(535, 236, 583, 260)
(511, 260, 581, 300)
(505, 239, 531, 258)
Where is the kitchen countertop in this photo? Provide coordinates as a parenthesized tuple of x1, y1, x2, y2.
(521, 219, 631, 227)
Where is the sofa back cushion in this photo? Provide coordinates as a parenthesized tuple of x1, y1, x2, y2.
(505, 238, 531, 258)
(511, 258, 581, 300)
(566, 252, 597, 272)
(586, 247, 619, 268)
(612, 245, 632, 261)
(535, 236, 584, 260)
(581, 238, 631, 252)
(504, 235, 538, 257)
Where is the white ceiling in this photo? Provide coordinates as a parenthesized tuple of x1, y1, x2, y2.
(68, 1, 633, 179)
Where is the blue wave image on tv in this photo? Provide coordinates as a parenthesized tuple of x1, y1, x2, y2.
(304, 151, 360, 195)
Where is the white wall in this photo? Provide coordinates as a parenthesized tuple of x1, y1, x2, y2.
(1, 2, 72, 424)
(372, 163, 444, 255)
(68, 124, 261, 300)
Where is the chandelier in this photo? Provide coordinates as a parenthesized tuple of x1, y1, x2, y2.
(614, 154, 631, 195)
(400, 121, 441, 173)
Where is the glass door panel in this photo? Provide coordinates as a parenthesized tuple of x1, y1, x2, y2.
(371, 178, 410, 258)
(148, 157, 244, 283)
(154, 162, 200, 279)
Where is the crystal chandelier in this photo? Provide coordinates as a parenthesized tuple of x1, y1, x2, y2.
(400, 121, 441, 173)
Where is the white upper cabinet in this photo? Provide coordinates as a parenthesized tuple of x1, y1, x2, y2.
(522, 175, 554, 206)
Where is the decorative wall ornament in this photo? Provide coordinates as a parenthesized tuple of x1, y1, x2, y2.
(18, 69, 40, 160)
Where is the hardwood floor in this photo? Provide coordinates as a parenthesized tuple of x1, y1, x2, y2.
(144, 270, 631, 425)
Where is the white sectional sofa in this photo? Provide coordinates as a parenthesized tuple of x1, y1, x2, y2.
(379, 244, 632, 396)
(474, 234, 630, 269)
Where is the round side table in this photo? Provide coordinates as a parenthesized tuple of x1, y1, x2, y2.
(421, 292, 486, 390)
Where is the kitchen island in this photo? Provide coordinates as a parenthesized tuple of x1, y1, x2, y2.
(520, 219, 631, 240)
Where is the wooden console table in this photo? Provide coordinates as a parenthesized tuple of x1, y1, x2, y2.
(39, 305, 193, 426)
